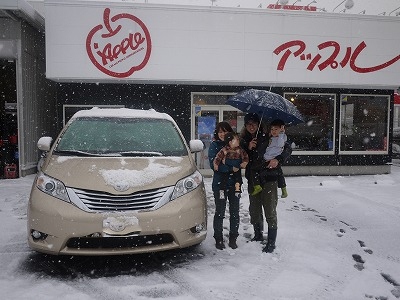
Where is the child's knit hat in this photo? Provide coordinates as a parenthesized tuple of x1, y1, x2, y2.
(224, 132, 237, 144)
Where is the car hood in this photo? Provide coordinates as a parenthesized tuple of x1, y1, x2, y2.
(42, 155, 194, 194)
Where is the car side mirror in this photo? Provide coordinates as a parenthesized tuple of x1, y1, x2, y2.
(37, 136, 53, 152)
(189, 139, 204, 153)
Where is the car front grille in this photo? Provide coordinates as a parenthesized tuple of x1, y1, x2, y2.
(70, 186, 171, 212)
(66, 234, 174, 249)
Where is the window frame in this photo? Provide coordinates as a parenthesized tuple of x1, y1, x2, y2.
(338, 93, 390, 155)
(283, 92, 337, 155)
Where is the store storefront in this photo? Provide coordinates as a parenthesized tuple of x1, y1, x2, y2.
(189, 89, 392, 176)
(0, 1, 59, 179)
(1, 1, 397, 178)
(43, 1, 399, 175)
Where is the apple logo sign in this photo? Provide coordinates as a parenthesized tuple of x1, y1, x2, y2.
(86, 8, 152, 78)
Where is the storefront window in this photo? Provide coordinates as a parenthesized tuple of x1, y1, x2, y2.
(394, 104, 400, 157)
(393, 104, 400, 128)
(191, 92, 241, 169)
(394, 105, 400, 129)
(284, 93, 335, 153)
(192, 93, 232, 106)
(339, 95, 389, 153)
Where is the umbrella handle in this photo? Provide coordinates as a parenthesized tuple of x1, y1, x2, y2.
(256, 113, 264, 137)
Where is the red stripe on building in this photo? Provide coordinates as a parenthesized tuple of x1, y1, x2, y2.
(395, 93, 400, 105)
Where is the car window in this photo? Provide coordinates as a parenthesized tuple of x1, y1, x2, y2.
(55, 117, 187, 156)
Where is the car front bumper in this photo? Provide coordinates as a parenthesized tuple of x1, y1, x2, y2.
(27, 184, 207, 256)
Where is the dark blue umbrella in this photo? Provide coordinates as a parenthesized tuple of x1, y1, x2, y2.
(226, 89, 304, 126)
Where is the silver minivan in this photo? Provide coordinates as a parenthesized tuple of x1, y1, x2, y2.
(27, 107, 207, 255)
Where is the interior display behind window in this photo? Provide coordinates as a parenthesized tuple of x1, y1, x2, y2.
(193, 94, 233, 106)
(394, 104, 400, 158)
(284, 93, 335, 153)
(191, 93, 241, 169)
(393, 103, 400, 152)
(394, 105, 400, 129)
(339, 95, 389, 153)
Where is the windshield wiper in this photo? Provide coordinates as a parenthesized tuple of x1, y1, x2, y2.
(54, 150, 164, 157)
(53, 150, 102, 156)
(120, 151, 163, 157)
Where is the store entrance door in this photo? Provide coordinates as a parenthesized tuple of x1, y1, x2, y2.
(192, 105, 245, 170)
(0, 60, 18, 179)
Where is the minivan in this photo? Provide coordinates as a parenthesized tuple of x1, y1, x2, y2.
(27, 107, 207, 255)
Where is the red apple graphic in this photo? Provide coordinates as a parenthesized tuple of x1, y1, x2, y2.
(86, 8, 152, 78)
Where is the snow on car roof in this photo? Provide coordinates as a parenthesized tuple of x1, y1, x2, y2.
(71, 107, 174, 122)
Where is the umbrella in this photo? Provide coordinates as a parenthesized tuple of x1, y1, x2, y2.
(226, 89, 304, 126)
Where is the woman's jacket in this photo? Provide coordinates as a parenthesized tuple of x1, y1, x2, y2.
(208, 139, 236, 191)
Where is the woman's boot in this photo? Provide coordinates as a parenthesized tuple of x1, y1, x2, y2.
(262, 228, 277, 253)
(215, 238, 225, 250)
(228, 236, 238, 249)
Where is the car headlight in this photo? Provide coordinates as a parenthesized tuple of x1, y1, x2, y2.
(170, 170, 203, 201)
(36, 172, 70, 203)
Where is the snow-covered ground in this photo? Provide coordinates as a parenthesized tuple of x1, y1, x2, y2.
(1, 163, 400, 300)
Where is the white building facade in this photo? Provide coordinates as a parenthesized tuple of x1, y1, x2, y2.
(1, 0, 400, 176)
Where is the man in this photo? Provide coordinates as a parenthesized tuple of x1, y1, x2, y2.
(240, 114, 292, 253)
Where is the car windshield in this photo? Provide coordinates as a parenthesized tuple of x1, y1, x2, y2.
(55, 117, 188, 156)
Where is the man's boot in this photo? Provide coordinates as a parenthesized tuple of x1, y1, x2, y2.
(215, 238, 225, 250)
(251, 223, 264, 242)
(228, 236, 238, 249)
(262, 228, 277, 253)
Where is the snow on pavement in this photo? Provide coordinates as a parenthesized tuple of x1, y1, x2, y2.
(1, 166, 400, 299)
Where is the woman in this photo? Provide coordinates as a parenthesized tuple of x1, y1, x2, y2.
(240, 113, 292, 253)
(208, 121, 240, 250)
